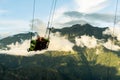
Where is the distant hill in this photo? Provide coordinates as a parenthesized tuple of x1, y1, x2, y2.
(0, 32, 35, 50)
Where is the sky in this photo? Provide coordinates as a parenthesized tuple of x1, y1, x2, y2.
(0, 0, 120, 38)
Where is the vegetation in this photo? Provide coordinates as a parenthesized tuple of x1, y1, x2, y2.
(0, 46, 120, 80)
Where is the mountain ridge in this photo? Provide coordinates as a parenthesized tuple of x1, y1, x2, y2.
(52, 24, 110, 43)
(53, 24, 108, 38)
(0, 32, 35, 50)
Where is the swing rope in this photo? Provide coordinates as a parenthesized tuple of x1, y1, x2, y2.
(45, 0, 57, 39)
(45, 0, 55, 38)
(30, 0, 57, 40)
(30, 0, 36, 40)
(107, 0, 119, 80)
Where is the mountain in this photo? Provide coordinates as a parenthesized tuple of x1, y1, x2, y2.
(0, 32, 35, 50)
(52, 24, 110, 42)
(0, 23, 120, 80)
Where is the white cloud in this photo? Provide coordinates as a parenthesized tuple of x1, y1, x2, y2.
(75, 35, 120, 51)
(99, 26, 120, 51)
(0, 40, 45, 56)
(75, 35, 98, 48)
(53, 7, 71, 27)
(48, 34, 74, 51)
(31, 19, 46, 37)
(74, 0, 108, 13)
(103, 39, 120, 51)
(103, 27, 120, 41)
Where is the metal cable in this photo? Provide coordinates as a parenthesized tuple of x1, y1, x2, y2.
(107, 0, 119, 80)
(30, 0, 36, 40)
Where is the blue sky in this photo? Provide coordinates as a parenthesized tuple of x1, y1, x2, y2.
(0, 0, 120, 37)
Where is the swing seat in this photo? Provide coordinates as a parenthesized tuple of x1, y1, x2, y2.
(28, 38, 49, 51)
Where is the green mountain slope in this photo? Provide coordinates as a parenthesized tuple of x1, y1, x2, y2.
(0, 48, 120, 80)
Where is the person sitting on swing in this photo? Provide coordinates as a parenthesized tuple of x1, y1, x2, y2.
(34, 35, 49, 51)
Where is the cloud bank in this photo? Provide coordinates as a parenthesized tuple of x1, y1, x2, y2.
(75, 35, 98, 48)
(75, 34, 120, 51)
(0, 21, 74, 56)
(54, 10, 120, 27)
(0, 34, 74, 56)
(103, 39, 120, 51)
(31, 19, 46, 37)
(103, 27, 120, 41)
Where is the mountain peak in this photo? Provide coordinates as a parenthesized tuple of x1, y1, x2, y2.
(53, 24, 108, 40)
